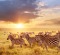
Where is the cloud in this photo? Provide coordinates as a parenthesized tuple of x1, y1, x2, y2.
(46, 18, 60, 25)
(0, 0, 38, 23)
(38, 18, 60, 26)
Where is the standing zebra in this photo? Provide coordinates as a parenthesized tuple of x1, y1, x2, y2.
(7, 34, 26, 47)
(35, 32, 60, 51)
(35, 35, 43, 46)
(22, 33, 37, 47)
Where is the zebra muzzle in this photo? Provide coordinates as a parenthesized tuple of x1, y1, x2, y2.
(7, 38, 9, 40)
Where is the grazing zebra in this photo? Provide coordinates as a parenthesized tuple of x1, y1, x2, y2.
(22, 33, 37, 47)
(7, 34, 26, 47)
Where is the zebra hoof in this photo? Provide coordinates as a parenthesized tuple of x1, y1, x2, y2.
(58, 46, 60, 48)
(9, 46, 14, 49)
(24, 44, 27, 46)
(20, 46, 22, 48)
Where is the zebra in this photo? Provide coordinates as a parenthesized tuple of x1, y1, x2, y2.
(7, 34, 26, 47)
(35, 32, 60, 51)
(35, 35, 43, 47)
(22, 33, 37, 47)
(45, 32, 60, 47)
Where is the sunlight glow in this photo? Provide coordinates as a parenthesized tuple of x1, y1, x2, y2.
(16, 24, 24, 28)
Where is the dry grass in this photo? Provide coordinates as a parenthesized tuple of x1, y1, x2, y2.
(0, 31, 60, 55)
(0, 46, 60, 55)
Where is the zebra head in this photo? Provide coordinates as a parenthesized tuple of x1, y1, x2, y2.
(7, 34, 14, 41)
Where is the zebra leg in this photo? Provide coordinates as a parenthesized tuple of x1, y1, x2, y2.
(29, 43, 32, 47)
(20, 44, 22, 48)
(30, 43, 31, 47)
(45, 44, 48, 51)
(23, 42, 27, 46)
(24, 44, 27, 46)
(11, 43, 14, 48)
(57, 46, 60, 53)
(38, 41, 43, 47)
(44, 42, 48, 51)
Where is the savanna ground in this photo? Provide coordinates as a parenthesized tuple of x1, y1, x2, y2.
(0, 28, 60, 55)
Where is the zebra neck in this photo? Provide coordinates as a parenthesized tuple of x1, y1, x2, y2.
(10, 38, 14, 41)
(26, 36, 30, 40)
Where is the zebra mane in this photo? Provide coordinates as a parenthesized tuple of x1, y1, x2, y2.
(8, 35, 14, 40)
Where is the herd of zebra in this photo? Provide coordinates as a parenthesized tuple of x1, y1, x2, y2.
(7, 31, 60, 50)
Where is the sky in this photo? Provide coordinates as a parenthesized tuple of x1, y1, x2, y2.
(0, 0, 60, 28)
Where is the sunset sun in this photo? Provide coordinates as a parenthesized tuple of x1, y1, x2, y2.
(16, 24, 24, 28)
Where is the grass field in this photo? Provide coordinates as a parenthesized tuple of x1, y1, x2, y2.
(0, 28, 60, 55)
